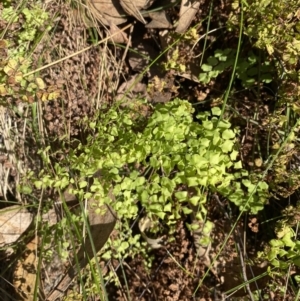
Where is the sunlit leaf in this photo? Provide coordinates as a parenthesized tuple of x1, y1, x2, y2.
(35, 77, 45, 89)
(201, 64, 212, 72)
(4, 59, 18, 75)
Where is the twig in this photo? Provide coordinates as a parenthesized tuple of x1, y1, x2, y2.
(236, 239, 255, 301)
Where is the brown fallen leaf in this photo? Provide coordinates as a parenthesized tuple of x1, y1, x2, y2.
(121, 0, 155, 11)
(108, 21, 129, 44)
(46, 189, 117, 301)
(0, 205, 33, 248)
(145, 10, 173, 28)
(120, 0, 146, 23)
(13, 237, 39, 301)
(87, 0, 127, 26)
(175, 0, 201, 33)
(46, 205, 116, 301)
(116, 74, 147, 102)
(120, 0, 155, 24)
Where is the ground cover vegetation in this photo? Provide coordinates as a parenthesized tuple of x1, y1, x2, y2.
(0, 0, 300, 300)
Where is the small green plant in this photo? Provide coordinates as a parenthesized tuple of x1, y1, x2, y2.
(164, 47, 187, 72)
(199, 48, 273, 86)
(259, 204, 300, 270)
(163, 28, 200, 73)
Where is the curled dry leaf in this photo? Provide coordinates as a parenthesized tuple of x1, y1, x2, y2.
(121, 0, 155, 11)
(87, 0, 127, 26)
(248, 217, 259, 233)
(139, 216, 164, 249)
(120, 0, 155, 23)
(87, 0, 130, 43)
(0, 205, 33, 248)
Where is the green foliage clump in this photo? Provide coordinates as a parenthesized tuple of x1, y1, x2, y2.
(229, 0, 300, 112)
(35, 99, 269, 263)
(2, 5, 50, 46)
(199, 48, 274, 87)
(0, 4, 57, 104)
(231, 0, 300, 67)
